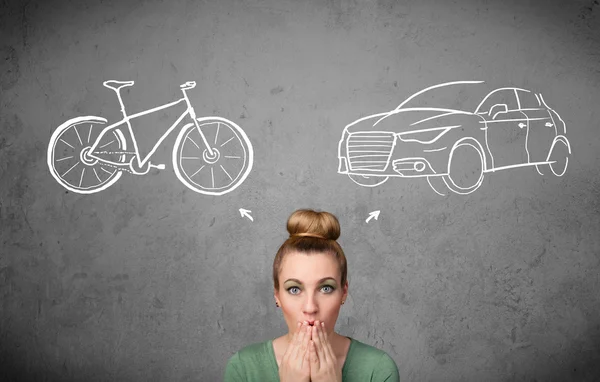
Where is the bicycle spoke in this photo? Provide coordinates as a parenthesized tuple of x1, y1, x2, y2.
(62, 162, 79, 177)
(87, 124, 93, 143)
(182, 156, 202, 159)
(186, 136, 200, 149)
(100, 167, 115, 176)
(100, 139, 115, 148)
(93, 168, 101, 182)
(224, 155, 241, 159)
(220, 165, 232, 181)
(214, 122, 220, 145)
(56, 156, 74, 162)
(79, 168, 85, 188)
(60, 138, 75, 149)
(190, 165, 205, 178)
(74, 126, 83, 145)
(211, 167, 215, 188)
(220, 136, 234, 147)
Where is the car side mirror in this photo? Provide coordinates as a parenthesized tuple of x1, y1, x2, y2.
(489, 104, 508, 119)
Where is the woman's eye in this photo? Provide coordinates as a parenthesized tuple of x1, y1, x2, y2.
(288, 287, 300, 295)
(321, 285, 334, 293)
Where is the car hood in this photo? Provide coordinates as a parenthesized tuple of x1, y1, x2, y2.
(344, 107, 473, 134)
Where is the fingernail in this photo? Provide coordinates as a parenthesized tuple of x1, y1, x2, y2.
(321, 322, 325, 327)
(303, 321, 308, 326)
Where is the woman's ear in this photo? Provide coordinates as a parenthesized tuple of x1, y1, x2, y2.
(342, 280, 349, 301)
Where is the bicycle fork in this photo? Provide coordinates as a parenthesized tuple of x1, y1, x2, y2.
(180, 82, 217, 159)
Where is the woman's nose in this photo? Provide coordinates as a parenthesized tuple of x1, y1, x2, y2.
(303, 296, 318, 313)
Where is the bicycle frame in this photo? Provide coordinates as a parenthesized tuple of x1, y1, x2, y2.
(88, 85, 211, 170)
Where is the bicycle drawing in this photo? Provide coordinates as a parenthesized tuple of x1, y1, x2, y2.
(47, 80, 253, 195)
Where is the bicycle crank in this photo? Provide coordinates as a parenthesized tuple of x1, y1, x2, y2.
(128, 158, 165, 175)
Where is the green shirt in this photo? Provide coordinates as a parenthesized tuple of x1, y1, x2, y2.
(224, 337, 400, 381)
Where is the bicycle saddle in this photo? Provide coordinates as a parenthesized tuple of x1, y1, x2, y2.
(103, 80, 135, 91)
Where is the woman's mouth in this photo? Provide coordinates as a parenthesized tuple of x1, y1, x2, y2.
(307, 320, 315, 326)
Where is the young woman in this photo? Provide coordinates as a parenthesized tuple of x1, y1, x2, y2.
(224, 209, 400, 381)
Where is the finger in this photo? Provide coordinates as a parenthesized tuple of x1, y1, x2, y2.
(309, 339, 319, 367)
(292, 323, 306, 361)
(313, 322, 327, 363)
(321, 322, 337, 364)
(317, 321, 331, 364)
(306, 340, 314, 364)
(282, 322, 302, 362)
(301, 323, 311, 352)
(298, 323, 311, 367)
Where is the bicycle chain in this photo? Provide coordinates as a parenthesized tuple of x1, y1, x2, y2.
(100, 161, 133, 174)
(94, 151, 135, 155)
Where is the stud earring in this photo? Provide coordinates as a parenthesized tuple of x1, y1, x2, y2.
(342, 300, 345, 305)
(275, 301, 279, 307)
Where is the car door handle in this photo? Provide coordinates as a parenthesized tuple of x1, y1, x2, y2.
(545, 122, 554, 127)
(518, 123, 526, 128)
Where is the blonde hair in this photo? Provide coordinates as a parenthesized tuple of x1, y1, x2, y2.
(273, 209, 347, 290)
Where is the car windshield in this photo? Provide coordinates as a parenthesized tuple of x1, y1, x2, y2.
(396, 81, 490, 113)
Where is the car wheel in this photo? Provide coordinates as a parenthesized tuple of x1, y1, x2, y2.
(426, 176, 449, 196)
(442, 139, 485, 195)
(348, 174, 389, 187)
(546, 136, 570, 177)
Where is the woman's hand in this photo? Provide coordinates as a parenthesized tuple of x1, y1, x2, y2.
(278, 321, 311, 382)
(309, 321, 342, 382)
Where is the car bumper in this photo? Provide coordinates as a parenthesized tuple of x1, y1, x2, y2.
(391, 157, 436, 177)
(339, 154, 438, 176)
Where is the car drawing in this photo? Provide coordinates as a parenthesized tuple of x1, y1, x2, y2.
(337, 81, 571, 195)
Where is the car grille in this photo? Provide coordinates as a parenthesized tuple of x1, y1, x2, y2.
(347, 132, 395, 171)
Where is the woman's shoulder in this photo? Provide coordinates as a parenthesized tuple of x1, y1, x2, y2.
(345, 337, 400, 381)
(225, 340, 277, 381)
(347, 337, 390, 358)
(229, 339, 272, 360)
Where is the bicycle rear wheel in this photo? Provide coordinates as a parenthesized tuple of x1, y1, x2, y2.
(48, 116, 126, 194)
(173, 117, 253, 195)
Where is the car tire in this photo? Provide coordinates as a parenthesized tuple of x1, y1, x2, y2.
(442, 139, 485, 195)
(426, 176, 450, 196)
(545, 135, 571, 177)
(348, 174, 389, 187)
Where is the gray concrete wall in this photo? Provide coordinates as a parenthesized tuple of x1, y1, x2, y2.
(1, 0, 599, 380)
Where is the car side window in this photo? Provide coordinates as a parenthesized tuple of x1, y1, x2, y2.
(476, 89, 519, 115)
(516, 90, 541, 109)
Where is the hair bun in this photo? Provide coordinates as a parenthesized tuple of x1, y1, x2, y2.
(287, 209, 340, 241)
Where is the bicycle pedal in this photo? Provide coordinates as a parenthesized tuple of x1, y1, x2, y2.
(150, 163, 166, 170)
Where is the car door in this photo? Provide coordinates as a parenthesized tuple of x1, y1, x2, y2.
(477, 89, 528, 169)
(515, 89, 556, 164)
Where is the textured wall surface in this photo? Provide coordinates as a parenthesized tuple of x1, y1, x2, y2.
(1, 0, 599, 381)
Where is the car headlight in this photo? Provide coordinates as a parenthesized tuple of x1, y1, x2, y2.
(397, 125, 458, 144)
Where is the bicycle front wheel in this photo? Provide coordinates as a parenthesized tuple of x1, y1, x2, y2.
(173, 117, 253, 195)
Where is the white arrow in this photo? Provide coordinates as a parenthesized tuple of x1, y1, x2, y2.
(239, 208, 254, 222)
(365, 210, 380, 223)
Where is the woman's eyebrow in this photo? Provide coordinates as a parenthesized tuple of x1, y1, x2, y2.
(284, 277, 337, 284)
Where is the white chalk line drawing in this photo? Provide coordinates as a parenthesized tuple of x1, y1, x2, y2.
(337, 81, 571, 195)
(365, 210, 380, 223)
(48, 81, 253, 195)
(239, 208, 254, 222)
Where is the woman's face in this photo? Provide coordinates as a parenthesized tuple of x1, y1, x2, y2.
(274, 251, 348, 336)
